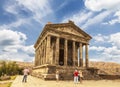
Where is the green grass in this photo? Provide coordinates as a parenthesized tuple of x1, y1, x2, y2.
(0, 82, 12, 87)
(10, 75, 17, 80)
(0, 75, 16, 87)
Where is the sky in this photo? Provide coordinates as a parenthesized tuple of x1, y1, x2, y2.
(0, 0, 120, 63)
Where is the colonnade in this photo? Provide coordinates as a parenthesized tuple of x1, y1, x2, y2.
(35, 35, 89, 67)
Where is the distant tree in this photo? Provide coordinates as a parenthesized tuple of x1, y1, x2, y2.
(0, 61, 22, 76)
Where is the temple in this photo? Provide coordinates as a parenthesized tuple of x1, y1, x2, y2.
(32, 21, 93, 80)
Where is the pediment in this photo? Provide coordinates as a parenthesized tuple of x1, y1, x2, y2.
(55, 27, 85, 38)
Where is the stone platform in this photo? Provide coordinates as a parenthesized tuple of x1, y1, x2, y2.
(31, 64, 101, 80)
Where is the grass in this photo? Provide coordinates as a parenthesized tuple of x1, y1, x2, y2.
(0, 82, 12, 87)
(10, 75, 17, 80)
(0, 75, 16, 87)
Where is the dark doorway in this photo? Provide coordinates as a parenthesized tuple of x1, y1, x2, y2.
(68, 40, 73, 66)
(59, 49, 64, 66)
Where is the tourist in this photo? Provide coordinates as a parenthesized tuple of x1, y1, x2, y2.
(73, 69, 79, 84)
(79, 70, 83, 83)
(56, 70, 59, 82)
(22, 67, 30, 83)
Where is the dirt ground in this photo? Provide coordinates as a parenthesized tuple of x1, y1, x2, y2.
(11, 75, 120, 87)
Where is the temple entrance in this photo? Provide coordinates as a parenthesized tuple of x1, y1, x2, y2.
(59, 49, 64, 66)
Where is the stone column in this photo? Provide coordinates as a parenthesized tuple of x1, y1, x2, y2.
(38, 48, 41, 65)
(46, 35, 51, 64)
(64, 39, 68, 66)
(55, 37, 59, 65)
(72, 41, 75, 66)
(75, 45, 78, 66)
(85, 44, 89, 68)
(79, 43, 83, 67)
(43, 40, 45, 64)
(35, 50, 38, 66)
(40, 44, 42, 65)
(36, 51, 39, 66)
(44, 39, 47, 64)
(40, 43, 43, 65)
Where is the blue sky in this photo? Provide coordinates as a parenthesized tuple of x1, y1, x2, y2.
(0, 0, 120, 63)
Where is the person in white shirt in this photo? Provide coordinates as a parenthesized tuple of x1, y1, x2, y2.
(56, 70, 59, 82)
(22, 67, 29, 82)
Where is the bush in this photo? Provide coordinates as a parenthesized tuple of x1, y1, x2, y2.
(0, 75, 10, 81)
(0, 61, 22, 77)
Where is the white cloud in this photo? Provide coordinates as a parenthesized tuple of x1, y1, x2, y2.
(1, 18, 31, 30)
(104, 10, 120, 25)
(93, 34, 109, 43)
(0, 29, 34, 62)
(4, 0, 53, 26)
(85, 0, 120, 11)
(61, 0, 120, 29)
(5, 2, 18, 15)
(92, 33, 120, 47)
(109, 32, 120, 48)
(89, 32, 120, 63)
(89, 46, 105, 51)
(82, 10, 111, 28)
(16, 0, 53, 24)
(62, 11, 93, 28)
(84, 0, 120, 27)
(21, 45, 35, 56)
(0, 29, 27, 45)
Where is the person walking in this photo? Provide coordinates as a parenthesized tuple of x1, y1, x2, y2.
(22, 67, 29, 83)
(73, 69, 79, 84)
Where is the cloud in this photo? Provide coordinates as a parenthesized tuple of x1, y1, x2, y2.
(0, 29, 34, 62)
(89, 46, 105, 51)
(0, 29, 27, 46)
(103, 10, 120, 25)
(17, 0, 53, 22)
(1, 18, 31, 30)
(109, 32, 120, 48)
(21, 45, 35, 57)
(93, 34, 109, 43)
(61, 0, 120, 29)
(3, 0, 54, 27)
(84, 0, 120, 27)
(85, 0, 120, 11)
(89, 32, 120, 63)
(62, 11, 93, 28)
(82, 10, 111, 28)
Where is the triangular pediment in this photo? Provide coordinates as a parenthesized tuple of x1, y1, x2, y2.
(55, 27, 85, 38)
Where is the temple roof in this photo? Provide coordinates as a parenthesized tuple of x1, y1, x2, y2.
(34, 21, 92, 48)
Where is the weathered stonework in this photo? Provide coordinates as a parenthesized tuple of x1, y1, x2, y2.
(32, 21, 94, 80)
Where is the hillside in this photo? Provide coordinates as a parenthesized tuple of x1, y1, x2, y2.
(0, 60, 120, 75)
(89, 61, 120, 75)
(15, 61, 34, 68)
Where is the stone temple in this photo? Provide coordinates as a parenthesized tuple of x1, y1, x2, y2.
(32, 21, 99, 80)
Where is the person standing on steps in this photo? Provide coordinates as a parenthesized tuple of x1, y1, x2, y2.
(22, 67, 30, 83)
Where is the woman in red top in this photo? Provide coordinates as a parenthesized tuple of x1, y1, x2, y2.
(73, 69, 79, 83)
